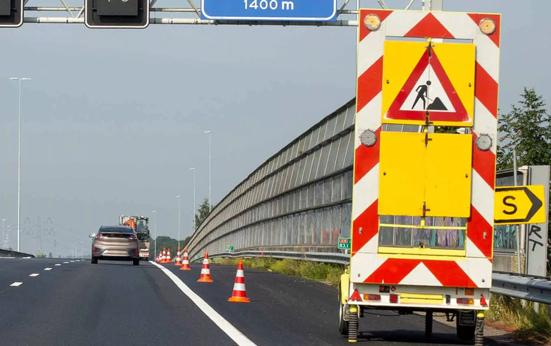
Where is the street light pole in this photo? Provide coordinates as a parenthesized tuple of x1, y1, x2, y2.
(176, 195, 181, 251)
(151, 210, 157, 258)
(189, 167, 196, 231)
(9, 77, 31, 253)
(203, 130, 212, 209)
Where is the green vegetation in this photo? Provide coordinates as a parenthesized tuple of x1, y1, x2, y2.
(212, 257, 343, 286)
(486, 294, 551, 344)
(497, 87, 551, 170)
(195, 198, 213, 231)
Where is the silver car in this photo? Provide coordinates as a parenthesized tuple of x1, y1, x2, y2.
(91, 226, 140, 265)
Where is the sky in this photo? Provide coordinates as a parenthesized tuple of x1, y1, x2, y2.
(0, 0, 549, 256)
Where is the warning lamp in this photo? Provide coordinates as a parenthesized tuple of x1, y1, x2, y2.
(479, 18, 496, 35)
(364, 14, 381, 31)
(389, 294, 399, 304)
(360, 129, 377, 147)
(480, 294, 488, 307)
(476, 134, 492, 151)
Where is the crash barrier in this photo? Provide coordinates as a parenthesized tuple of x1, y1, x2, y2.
(0, 249, 35, 258)
(209, 251, 551, 305)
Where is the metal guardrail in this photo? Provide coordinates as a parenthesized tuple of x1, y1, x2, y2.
(491, 272, 551, 305)
(206, 251, 551, 304)
(0, 249, 35, 258)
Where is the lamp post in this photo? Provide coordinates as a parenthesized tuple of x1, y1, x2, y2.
(152, 210, 157, 258)
(189, 167, 196, 231)
(9, 77, 31, 252)
(176, 195, 181, 252)
(203, 130, 212, 209)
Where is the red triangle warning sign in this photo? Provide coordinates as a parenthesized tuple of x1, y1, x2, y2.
(386, 48, 468, 123)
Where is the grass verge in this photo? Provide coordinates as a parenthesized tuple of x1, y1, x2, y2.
(486, 294, 551, 345)
(211, 257, 344, 287)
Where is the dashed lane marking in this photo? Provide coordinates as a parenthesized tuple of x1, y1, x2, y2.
(55, 264, 61, 266)
(29, 273, 39, 277)
(44, 268, 52, 271)
(150, 261, 257, 346)
(63, 261, 69, 264)
(10, 282, 23, 287)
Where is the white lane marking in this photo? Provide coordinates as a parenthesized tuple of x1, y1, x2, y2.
(44, 267, 52, 271)
(63, 261, 69, 264)
(55, 264, 61, 266)
(10, 282, 23, 287)
(29, 273, 39, 277)
(150, 261, 256, 346)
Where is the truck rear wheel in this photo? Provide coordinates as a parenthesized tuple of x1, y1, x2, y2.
(457, 311, 476, 342)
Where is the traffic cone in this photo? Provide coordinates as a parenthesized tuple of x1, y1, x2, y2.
(180, 250, 191, 271)
(174, 249, 182, 266)
(197, 252, 213, 283)
(228, 261, 250, 303)
(162, 249, 168, 263)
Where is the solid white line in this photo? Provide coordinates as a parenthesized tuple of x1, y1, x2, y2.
(149, 261, 257, 346)
(29, 273, 39, 277)
(44, 267, 52, 271)
(10, 282, 23, 287)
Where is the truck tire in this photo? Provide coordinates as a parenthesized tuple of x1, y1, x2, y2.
(133, 258, 140, 266)
(91, 257, 98, 264)
(457, 311, 476, 342)
(338, 303, 349, 335)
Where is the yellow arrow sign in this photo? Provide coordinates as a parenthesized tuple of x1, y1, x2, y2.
(494, 185, 546, 225)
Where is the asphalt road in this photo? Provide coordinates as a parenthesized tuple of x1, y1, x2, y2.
(0, 258, 510, 346)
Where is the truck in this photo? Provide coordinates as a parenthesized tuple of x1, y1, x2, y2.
(339, 9, 501, 346)
(120, 215, 151, 261)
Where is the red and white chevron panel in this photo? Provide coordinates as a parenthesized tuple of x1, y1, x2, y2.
(351, 9, 500, 289)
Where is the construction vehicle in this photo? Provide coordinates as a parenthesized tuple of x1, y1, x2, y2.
(120, 215, 151, 261)
(339, 9, 501, 346)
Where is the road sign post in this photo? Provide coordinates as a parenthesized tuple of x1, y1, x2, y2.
(202, 0, 336, 21)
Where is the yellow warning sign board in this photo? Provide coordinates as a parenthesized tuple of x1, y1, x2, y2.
(382, 40, 475, 126)
(494, 185, 546, 225)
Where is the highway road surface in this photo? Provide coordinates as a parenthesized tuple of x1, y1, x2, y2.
(0, 258, 514, 345)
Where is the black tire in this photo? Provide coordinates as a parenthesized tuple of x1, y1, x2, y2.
(91, 257, 98, 264)
(133, 258, 140, 266)
(457, 311, 476, 342)
(338, 303, 349, 335)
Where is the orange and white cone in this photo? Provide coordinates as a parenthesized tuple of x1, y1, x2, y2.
(174, 249, 182, 266)
(228, 261, 250, 303)
(168, 249, 172, 263)
(197, 252, 213, 283)
(180, 250, 191, 271)
(162, 249, 169, 263)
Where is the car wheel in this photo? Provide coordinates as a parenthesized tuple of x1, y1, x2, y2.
(91, 257, 98, 264)
(133, 258, 140, 266)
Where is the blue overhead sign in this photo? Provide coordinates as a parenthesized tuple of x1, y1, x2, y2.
(202, 0, 336, 21)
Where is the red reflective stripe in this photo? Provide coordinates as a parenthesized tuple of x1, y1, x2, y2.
(359, 9, 393, 42)
(468, 13, 501, 47)
(357, 57, 383, 113)
(365, 259, 420, 284)
(472, 134, 496, 188)
(351, 201, 378, 254)
(467, 207, 493, 259)
(423, 260, 477, 288)
(405, 13, 454, 39)
(354, 128, 380, 183)
(475, 62, 498, 117)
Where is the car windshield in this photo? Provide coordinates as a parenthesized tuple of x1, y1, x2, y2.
(100, 227, 133, 234)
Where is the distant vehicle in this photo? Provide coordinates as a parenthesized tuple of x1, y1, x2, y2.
(120, 215, 151, 261)
(90, 225, 140, 265)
